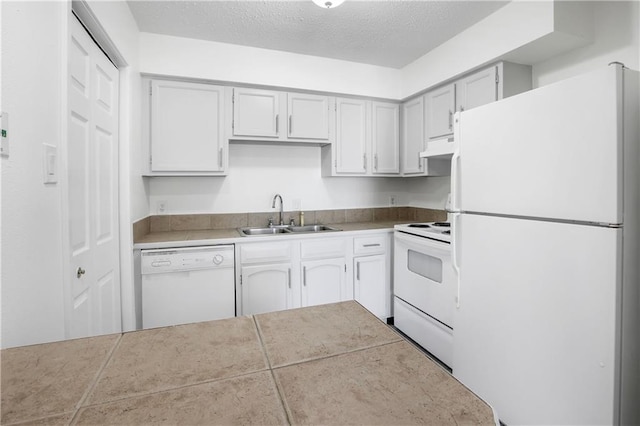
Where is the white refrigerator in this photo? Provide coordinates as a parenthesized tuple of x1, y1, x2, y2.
(450, 64, 639, 425)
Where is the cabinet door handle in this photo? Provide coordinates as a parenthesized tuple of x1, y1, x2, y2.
(363, 243, 380, 247)
(363, 153, 367, 171)
(374, 153, 378, 171)
(276, 114, 279, 134)
(289, 115, 292, 135)
(418, 153, 422, 170)
(219, 147, 223, 169)
(303, 266, 307, 286)
(288, 268, 291, 289)
(356, 262, 360, 281)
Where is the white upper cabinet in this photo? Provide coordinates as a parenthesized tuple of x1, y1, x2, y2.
(149, 80, 226, 174)
(371, 101, 400, 175)
(323, 99, 400, 177)
(401, 97, 425, 175)
(232, 88, 280, 138)
(456, 66, 498, 112)
(425, 83, 456, 140)
(288, 93, 329, 140)
(335, 98, 368, 174)
(231, 88, 330, 142)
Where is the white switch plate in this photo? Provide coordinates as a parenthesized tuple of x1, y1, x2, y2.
(157, 200, 167, 214)
(43, 144, 58, 184)
(389, 195, 396, 206)
(1, 112, 9, 157)
(292, 198, 301, 210)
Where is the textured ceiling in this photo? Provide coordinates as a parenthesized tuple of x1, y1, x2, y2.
(127, 0, 509, 69)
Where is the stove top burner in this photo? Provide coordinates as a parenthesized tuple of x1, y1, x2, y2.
(432, 222, 450, 227)
(407, 224, 431, 228)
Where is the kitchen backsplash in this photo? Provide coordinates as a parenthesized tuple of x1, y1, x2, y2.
(133, 207, 446, 238)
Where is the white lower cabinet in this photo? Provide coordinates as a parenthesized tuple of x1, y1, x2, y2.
(353, 234, 391, 320)
(301, 258, 348, 308)
(236, 232, 391, 318)
(240, 263, 293, 316)
(354, 254, 387, 320)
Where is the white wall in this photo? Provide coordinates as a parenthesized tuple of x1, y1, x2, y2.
(149, 144, 411, 214)
(1, 1, 68, 348)
(0, 0, 143, 348)
(533, 1, 640, 86)
(140, 32, 402, 100)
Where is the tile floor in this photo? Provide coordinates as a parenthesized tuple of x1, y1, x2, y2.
(1, 301, 495, 425)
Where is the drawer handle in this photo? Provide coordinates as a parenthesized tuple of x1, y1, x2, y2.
(363, 243, 381, 247)
(303, 266, 307, 286)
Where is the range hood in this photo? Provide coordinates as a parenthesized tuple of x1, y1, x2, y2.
(419, 137, 455, 159)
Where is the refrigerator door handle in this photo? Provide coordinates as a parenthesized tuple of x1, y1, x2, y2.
(451, 212, 461, 308)
(451, 149, 461, 212)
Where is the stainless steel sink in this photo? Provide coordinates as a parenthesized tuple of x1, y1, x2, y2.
(239, 227, 291, 236)
(238, 224, 341, 237)
(288, 225, 340, 233)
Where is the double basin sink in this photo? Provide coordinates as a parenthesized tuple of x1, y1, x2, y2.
(238, 224, 341, 237)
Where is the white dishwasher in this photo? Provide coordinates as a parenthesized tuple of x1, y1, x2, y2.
(141, 245, 235, 329)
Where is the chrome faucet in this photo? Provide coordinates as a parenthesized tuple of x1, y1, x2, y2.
(271, 194, 284, 226)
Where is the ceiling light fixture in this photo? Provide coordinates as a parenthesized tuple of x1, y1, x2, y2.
(312, 0, 345, 9)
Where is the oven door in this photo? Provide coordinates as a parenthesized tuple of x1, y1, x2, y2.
(394, 231, 456, 328)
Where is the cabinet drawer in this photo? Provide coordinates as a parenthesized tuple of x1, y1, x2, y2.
(354, 235, 387, 255)
(301, 238, 348, 260)
(240, 242, 292, 264)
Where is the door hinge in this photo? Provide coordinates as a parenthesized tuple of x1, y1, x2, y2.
(240, 275, 242, 285)
(149, 156, 152, 165)
(149, 84, 152, 96)
(495, 68, 499, 84)
(232, 93, 234, 103)
(344, 264, 347, 272)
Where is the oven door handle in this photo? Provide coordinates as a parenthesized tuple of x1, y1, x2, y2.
(451, 213, 461, 308)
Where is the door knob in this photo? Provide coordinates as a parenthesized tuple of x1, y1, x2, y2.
(76, 267, 86, 278)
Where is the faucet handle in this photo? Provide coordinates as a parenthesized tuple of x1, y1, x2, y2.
(268, 217, 274, 227)
(289, 218, 296, 226)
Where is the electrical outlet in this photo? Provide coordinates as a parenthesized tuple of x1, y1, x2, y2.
(292, 198, 302, 210)
(389, 195, 396, 207)
(157, 200, 167, 214)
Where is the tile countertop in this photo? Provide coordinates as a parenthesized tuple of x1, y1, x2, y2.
(133, 220, 408, 250)
(1, 301, 497, 425)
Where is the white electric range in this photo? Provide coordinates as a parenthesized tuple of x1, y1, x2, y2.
(393, 222, 456, 368)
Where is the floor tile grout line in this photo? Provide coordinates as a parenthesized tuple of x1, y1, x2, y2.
(270, 338, 405, 370)
(2, 411, 76, 426)
(68, 333, 123, 425)
(252, 315, 293, 426)
(72, 368, 273, 410)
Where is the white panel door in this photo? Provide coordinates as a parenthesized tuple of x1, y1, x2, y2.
(400, 97, 425, 175)
(371, 101, 399, 174)
(233, 88, 279, 138)
(336, 98, 368, 174)
(288, 93, 329, 140)
(425, 83, 455, 139)
(456, 66, 497, 112)
(240, 263, 292, 315)
(150, 80, 224, 172)
(67, 16, 121, 338)
(354, 254, 387, 319)
(301, 258, 347, 308)
(456, 66, 622, 224)
(452, 213, 619, 425)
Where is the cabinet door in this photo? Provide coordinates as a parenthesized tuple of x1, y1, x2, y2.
(288, 93, 329, 140)
(354, 254, 388, 320)
(240, 263, 292, 315)
(151, 80, 224, 172)
(401, 97, 425, 175)
(371, 102, 400, 174)
(335, 98, 368, 174)
(301, 258, 347, 308)
(233, 88, 280, 138)
(425, 83, 455, 140)
(456, 66, 498, 112)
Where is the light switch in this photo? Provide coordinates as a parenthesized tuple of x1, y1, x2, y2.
(43, 144, 57, 184)
(1, 112, 9, 157)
